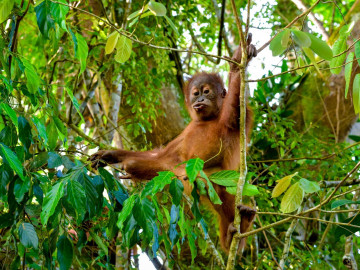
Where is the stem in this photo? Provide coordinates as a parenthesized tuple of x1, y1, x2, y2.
(226, 0, 248, 269)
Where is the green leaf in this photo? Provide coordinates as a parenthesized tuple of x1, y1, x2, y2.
(75, 33, 88, 75)
(168, 204, 179, 247)
(303, 47, 320, 73)
(280, 182, 304, 213)
(331, 199, 360, 209)
(41, 181, 65, 225)
(14, 177, 30, 202)
(115, 36, 132, 63)
(281, 29, 291, 47)
(0, 0, 14, 23)
(32, 116, 48, 144)
(355, 40, 360, 66)
(22, 58, 40, 94)
(345, 52, 354, 98)
(65, 87, 85, 123)
(18, 116, 32, 152)
(335, 214, 360, 239)
(148, 0, 166, 16)
(353, 74, 360, 114)
(67, 179, 86, 220)
(34, 0, 56, 38)
(270, 30, 287, 56)
(0, 143, 25, 181)
(127, 5, 149, 21)
(152, 171, 174, 194)
(169, 179, 184, 206)
(164, 15, 179, 36)
(19, 222, 38, 249)
(117, 195, 138, 229)
(272, 172, 297, 198)
(185, 158, 204, 183)
(209, 170, 239, 186)
(48, 152, 62, 168)
(46, 120, 58, 150)
(330, 34, 347, 74)
(243, 183, 260, 196)
(200, 170, 222, 205)
(0, 103, 17, 127)
(57, 235, 73, 270)
(306, 33, 333, 60)
(299, 178, 320, 193)
(50, 0, 69, 30)
(89, 231, 108, 256)
(105, 31, 119, 55)
(226, 182, 260, 196)
(291, 29, 311, 47)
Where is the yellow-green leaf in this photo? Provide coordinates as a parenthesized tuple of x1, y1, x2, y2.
(0, 0, 14, 24)
(303, 47, 321, 74)
(281, 29, 291, 47)
(280, 182, 304, 213)
(105, 31, 119, 55)
(115, 36, 132, 63)
(272, 172, 297, 198)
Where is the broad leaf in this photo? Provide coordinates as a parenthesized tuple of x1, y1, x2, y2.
(19, 222, 38, 249)
(67, 180, 86, 220)
(169, 179, 184, 206)
(22, 58, 40, 94)
(117, 195, 138, 229)
(127, 5, 149, 21)
(115, 36, 132, 63)
(50, 0, 69, 30)
(280, 182, 304, 213)
(272, 172, 297, 198)
(0, 143, 25, 181)
(0, 103, 18, 127)
(34, 0, 56, 38)
(18, 116, 32, 152)
(331, 199, 360, 209)
(47, 121, 58, 150)
(105, 31, 119, 55)
(0, 0, 14, 23)
(226, 182, 260, 196)
(152, 171, 174, 194)
(270, 30, 287, 56)
(89, 231, 108, 255)
(32, 116, 48, 144)
(299, 178, 320, 193)
(335, 214, 360, 239)
(209, 170, 239, 186)
(306, 33, 333, 60)
(330, 30, 349, 74)
(75, 33, 88, 75)
(57, 235, 73, 270)
(281, 29, 291, 47)
(200, 170, 222, 204)
(65, 87, 84, 123)
(41, 181, 65, 225)
(185, 158, 204, 183)
(168, 204, 179, 247)
(149, 0, 166, 16)
(345, 52, 354, 98)
(291, 29, 311, 48)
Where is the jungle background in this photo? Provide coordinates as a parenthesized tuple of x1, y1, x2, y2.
(1, 0, 360, 269)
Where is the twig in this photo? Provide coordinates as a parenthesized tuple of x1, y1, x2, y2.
(226, 0, 248, 268)
(278, 207, 302, 269)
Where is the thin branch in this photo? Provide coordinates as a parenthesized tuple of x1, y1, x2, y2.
(291, 0, 329, 40)
(50, 1, 241, 67)
(226, 0, 248, 268)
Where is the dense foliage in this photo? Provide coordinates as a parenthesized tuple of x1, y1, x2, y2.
(1, 0, 360, 269)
